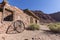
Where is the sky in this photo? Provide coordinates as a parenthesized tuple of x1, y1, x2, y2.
(0, 0, 60, 14)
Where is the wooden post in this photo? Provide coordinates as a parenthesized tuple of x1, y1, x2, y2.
(1, 0, 7, 23)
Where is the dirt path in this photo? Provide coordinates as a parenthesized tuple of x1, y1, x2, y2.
(0, 25, 60, 40)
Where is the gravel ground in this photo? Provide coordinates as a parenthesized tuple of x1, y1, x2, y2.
(0, 25, 60, 40)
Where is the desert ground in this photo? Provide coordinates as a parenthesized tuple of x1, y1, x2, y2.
(0, 25, 60, 40)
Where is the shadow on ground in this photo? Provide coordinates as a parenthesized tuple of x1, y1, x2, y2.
(41, 29, 60, 35)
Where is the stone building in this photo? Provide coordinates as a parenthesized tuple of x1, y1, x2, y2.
(0, 0, 40, 33)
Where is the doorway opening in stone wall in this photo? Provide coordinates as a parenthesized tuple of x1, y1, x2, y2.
(3, 9, 13, 21)
(3, 13, 13, 21)
(35, 19, 37, 24)
(30, 16, 33, 23)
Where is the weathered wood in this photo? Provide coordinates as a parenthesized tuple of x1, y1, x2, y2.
(6, 20, 25, 34)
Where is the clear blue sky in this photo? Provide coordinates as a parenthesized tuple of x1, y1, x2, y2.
(0, 0, 60, 14)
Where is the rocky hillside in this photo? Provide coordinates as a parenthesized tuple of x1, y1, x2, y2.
(50, 12, 60, 22)
(32, 10, 56, 23)
(32, 10, 60, 23)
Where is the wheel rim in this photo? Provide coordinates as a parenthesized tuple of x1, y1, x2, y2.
(6, 20, 25, 34)
(14, 20, 25, 33)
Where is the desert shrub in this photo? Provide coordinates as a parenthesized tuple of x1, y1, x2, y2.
(48, 23, 60, 33)
(27, 24, 40, 30)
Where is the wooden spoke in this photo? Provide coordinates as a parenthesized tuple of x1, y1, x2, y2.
(6, 20, 25, 34)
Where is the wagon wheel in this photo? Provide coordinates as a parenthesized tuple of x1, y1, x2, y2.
(13, 20, 25, 33)
(6, 20, 25, 33)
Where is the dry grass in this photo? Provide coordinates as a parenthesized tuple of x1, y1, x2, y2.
(48, 23, 60, 33)
(27, 24, 40, 30)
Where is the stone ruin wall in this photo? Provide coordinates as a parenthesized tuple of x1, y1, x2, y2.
(0, 4, 40, 33)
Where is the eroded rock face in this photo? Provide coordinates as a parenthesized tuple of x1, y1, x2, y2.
(32, 11, 56, 23)
(50, 12, 60, 22)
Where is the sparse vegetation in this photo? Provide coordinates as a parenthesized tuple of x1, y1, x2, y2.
(27, 24, 40, 30)
(48, 23, 60, 33)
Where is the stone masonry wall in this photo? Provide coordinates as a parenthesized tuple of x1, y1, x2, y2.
(0, 4, 40, 33)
